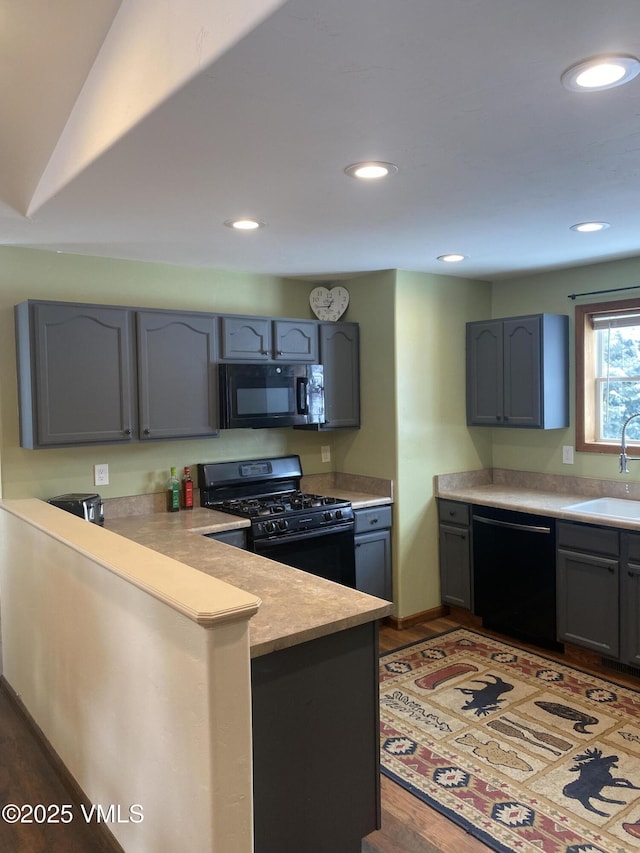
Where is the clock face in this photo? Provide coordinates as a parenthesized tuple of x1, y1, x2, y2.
(309, 286, 349, 321)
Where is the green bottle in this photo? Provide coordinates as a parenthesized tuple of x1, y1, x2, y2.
(167, 467, 180, 512)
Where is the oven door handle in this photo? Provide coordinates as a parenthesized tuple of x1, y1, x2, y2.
(472, 515, 551, 535)
(255, 524, 354, 547)
(296, 377, 308, 415)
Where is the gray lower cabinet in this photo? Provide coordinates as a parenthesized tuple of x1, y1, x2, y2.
(16, 301, 137, 448)
(556, 521, 619, 658)
(136, 310, 219, 440)
(621, 531, 640, 666)
(220, 316, 319, 362)
(466, 313, 569, 429)
(354, 505, 392, 600)
(251, 622, 380, 852)
(437, 499, 472, 609)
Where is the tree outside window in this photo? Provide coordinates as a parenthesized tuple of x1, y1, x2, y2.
(576, 299, 640, 452)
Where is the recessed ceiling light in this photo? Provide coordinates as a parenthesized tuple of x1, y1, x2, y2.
(561, 55, 640, 91)
(437, 253, 466, 263)
(225, 218, 264, 230)
(344, 161, 398, 180)
(570, 221, 610, 233)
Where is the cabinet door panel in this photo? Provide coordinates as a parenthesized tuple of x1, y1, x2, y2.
(318, 323, 360, 428)
(137, 312, 218, 439)
(466, 321, 503, 425)
(503, 316, 541, 426)
(355, 529, 392, 600)
(622, 561, 640, 666)
(273, 320, 318, 361)
(220, 316, 271, 360)
(439, 523, 471, 609)
(557, 548, 619, 656)
(32, 303, 135, 446)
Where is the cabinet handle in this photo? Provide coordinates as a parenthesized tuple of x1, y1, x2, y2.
(277, 350, 283, 356)
(143, 428, 150, 436)
(124, 428, 132, 436)
(262, 350, 269, 355)
(370, 518, 379, 525)
(496, 415, 502, 421)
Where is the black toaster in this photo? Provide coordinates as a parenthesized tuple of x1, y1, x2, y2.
(48, 493, 104, 525)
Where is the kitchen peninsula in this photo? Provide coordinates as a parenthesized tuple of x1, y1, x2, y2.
(0, 496, 392, 853)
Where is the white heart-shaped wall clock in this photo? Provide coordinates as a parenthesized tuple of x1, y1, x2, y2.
(309, 286, 349, 321)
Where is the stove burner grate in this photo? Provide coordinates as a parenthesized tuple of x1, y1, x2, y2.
(212, 490, 347, 519)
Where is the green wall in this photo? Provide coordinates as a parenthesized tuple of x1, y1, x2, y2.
(391, 271, 492, 617)
(492, 256, 640, 483)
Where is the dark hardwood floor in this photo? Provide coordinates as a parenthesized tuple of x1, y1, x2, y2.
(0, 681, 118, 853)
(2, 611, 638, 853)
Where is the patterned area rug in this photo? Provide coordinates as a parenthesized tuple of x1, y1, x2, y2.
(380, 628, 640, 853)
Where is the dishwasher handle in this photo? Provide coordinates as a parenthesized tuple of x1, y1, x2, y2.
(472, 514, 551, 535)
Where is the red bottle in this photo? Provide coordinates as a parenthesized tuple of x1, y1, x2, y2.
(181, 466, 194, 510)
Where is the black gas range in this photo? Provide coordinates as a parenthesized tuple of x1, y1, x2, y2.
(197, 455, 356, 587)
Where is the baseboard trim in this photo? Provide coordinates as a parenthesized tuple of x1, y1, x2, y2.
(385, 605, 446, 630)
(0, 677, 124, 853)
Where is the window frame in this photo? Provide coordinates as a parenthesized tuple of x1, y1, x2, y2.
(576, 297, 640, 453)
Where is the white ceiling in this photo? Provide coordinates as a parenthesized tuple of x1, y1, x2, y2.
(5, 0, 640, 281)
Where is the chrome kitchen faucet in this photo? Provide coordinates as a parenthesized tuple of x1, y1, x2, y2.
(619, 412, 640, 473)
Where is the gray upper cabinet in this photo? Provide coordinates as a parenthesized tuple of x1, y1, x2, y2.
(220, 316, 319, 362)
(466, 313, 569, 429)
(16, 301, 137, 448)
(16, 300, 359, 447)
(136, 311, 219, 440)
(317, 322, 360, 429)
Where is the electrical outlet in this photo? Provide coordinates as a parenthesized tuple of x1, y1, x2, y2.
(562, 446, 574, 465)
(321, 445, 331, 463)
(94, 463, 109, 486)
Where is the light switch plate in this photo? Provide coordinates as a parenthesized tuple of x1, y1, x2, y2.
(562, 446, 574, 464)
(94, 463, 109, 486)
(321, 445, 331, 463)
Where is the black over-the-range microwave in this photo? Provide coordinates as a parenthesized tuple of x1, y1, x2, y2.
(218, 362, 325, 429)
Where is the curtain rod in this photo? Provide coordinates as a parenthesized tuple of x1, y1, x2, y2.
(568, 284, 640, 301)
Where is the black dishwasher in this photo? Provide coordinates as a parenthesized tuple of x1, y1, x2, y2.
(472, 505, 561, 650)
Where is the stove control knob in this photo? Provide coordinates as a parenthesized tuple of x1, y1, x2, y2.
(335, 509, 343, 520)
(324, 511, 333, 522)
(277, 519, 288, 531)
(264, 521, 276, 534)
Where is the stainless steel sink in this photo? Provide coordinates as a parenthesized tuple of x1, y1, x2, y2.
(563, 497, 640, 520)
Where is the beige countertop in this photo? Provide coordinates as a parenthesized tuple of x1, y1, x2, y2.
(435, 468, 640, 530)
(107, 505, 393, 658)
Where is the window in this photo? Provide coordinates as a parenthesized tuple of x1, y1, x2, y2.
(576, 298, 640, 452)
